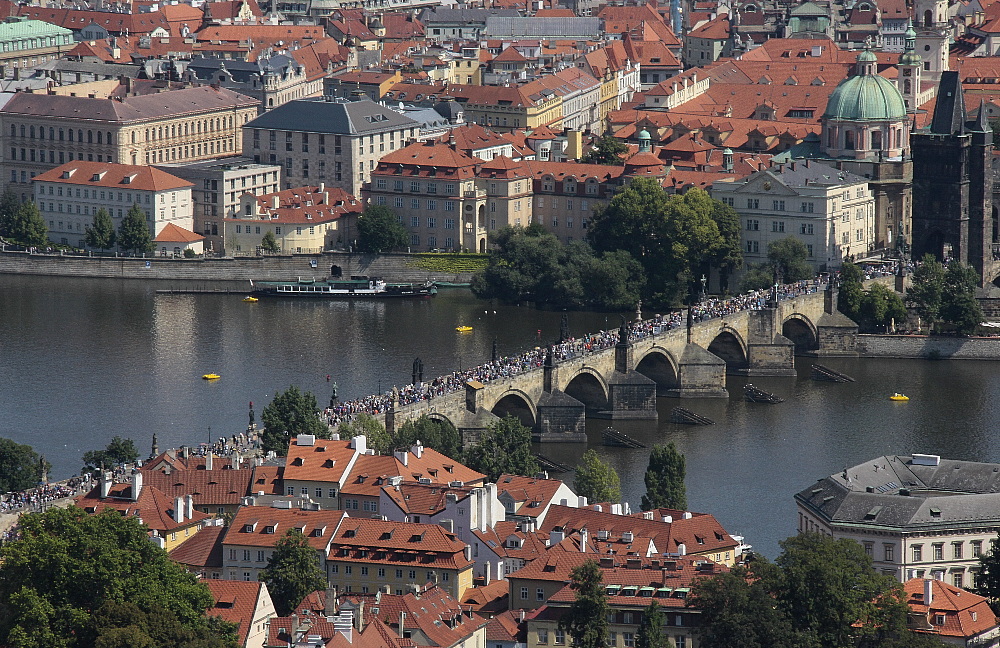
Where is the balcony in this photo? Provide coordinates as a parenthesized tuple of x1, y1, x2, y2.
(463, 189, 486, 199)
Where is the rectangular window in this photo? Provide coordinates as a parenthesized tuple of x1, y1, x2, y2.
(536, 588, 544, 601)
(378, 568, 385, 577)
(362, 567, 369, 576)
(555, 630, 565, 645)
(772, 200, 785, 211)
(772, 221, 785, 232)
(973, 541, 983, 557)
(410, 199, 419, 210)
(623, 633, 635, 648)
(538, 629, 548, 644)
(801, 202, 815, 213)
(933, 544, 944, 561)
(806, 244, 814, 257)
(521, 587, 528, 600)
(746, 219, 759, 231)
(884, 544, 894, 562)
(953, 542, 963, 559)
(746, 198, 759, 209)
(396, 569, 403, 578)
(345, 565, 352, 575)
(912, 545, 923, 562)
(954, 573, 964, 588)
(864, 542, 874, 557)
(410, 216, 419, 228)
(444, 201, 455, 212)
(394, 197, 404, 208)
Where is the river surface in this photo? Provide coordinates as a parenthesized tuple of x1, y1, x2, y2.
(2, 273, 999, 558)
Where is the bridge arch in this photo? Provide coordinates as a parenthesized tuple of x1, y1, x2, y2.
(564, 368, 610, 413)
(490, 389, 537, 428)
(782, 313, 818, 354)
(635, 347, 680, 393)
(427, 411, 457, 432)
(708, 327, 749, 370)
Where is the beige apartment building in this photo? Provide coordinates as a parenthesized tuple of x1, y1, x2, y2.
(242, 96, 420, 197)
(1, 85, 258, 199)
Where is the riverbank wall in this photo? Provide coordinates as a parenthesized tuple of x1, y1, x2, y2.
(0, 249, 478, 286)
(857, 334, 1000, 360)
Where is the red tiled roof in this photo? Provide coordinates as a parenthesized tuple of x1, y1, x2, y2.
(904, 578, 1000, 640)
(155, 222, 205, 244)
(463, 579, 511, 616)
(343, 585, 488, 648)
(282, 436, 363, 485)
(75, 481, 210, 534)
(328, 517, 472, 570)
(225, 506, 347, 550)
(143, 467, 252, 505)
(204, 579, 268, 647)
(687, 13, 731, 39)
(381, 481, 475, 516)
(169, 523, 226, 570)
(34, 161, 193, 192)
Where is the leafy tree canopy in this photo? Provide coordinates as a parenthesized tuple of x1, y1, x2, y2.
(259, 528, 327, 616)
(7, 201, 48, 247)
(471, 227, 644, 310)
(85, 208, 117, 252)
(587, 181, 741, 307)
(941, 262, 983, 335)
(975, 532, 1000, 610)
(261, 231, 280, 254)
(635, 601, 668, 648)
(394, 415, 462, 458)
(461, 415, 539, 481)
(641, 442, 686, 511)
(0, 437, 49, 492)
(261, 386, 329, 455)
(82, 436, 140, 473)
(858, 283, 907, 333)
(573, 449, 621, 504)
(0, 188, 21, 238)
(337, 413, 391, 454)
(740, 262, 776, 293)
(0, 507, 234, 648)
(558, 560, 610, 648)
(838, 262, 864, 322)
(907, 254, 945, 330)
(117, 204, 154, 254)
(356, 205, 408, 253)
(767, 237, 813, 283)
(579, 135, 628, 166)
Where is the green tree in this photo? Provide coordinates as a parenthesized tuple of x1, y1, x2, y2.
(573, 449, 621, 504)
(82, 436, 140, 472)
(259, 528, 327, 617)
(461, 415, 539, 481)
(337, 413, 391, 454)
(640, 442, 686, 511)
(940, 262, 983, 334)
(776, 533, 910, 648)
(85, 208, 117, 252)
(7, 201, 48, 246)
(0, 506, 233, 648)
(558, 560, 609, 648)
(0, 188, 21, 238)
(579, 134, 628, 166)
(859, 283, 908, 332)
(587, 181, 740, 307)
(740, 263, 775, 292)
(838, 262, 864, 322)
(356, 205, 407, 253)
(767, 237, 813, 283)
(261, 386, 328, 455)
(907, 255, 946, 332)
(117, 204, 154, 254)
(975, 533, 1000, 610)
(690, 561, 803, 648)
(0, 437, 49, 492)
(260, 231, 280, 254)
(394, 415, 461, 458)
(635, 601, 667, 648)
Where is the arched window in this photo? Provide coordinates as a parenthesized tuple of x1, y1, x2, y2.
(96, 131, 102, 144)
(87, 130, 93, 144)
(903, 79, 911, 94)
(871, 130, 882, 150)
(106, 132, 112, 145)
(9, 124, 14, 137)
(29, 125, 34, 138)
(845, 130, 855, 150)
(924, 9, 932, 26)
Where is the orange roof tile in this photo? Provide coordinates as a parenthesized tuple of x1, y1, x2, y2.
(905, 578, 1000, 640)
(143, 467, 252, 505)
(75, 481, 210, 534)
(155, 222, 205, 244)
(204, 579, 268, 646)
(34, 161, 193, 192)
(169, 524, 226, 570)
(328, 517, 473, 570)
(226, 505, 347, 550)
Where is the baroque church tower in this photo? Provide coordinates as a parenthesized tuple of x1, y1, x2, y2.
(896, 20, 922, 113)
(914, 0, 950, 82)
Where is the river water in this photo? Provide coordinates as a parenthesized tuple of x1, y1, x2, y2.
(2, 273, 999, 558)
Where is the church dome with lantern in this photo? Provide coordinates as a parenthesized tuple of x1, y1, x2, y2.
(821, 46, 910, 160)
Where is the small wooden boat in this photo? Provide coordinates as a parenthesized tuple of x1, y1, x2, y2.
(456, 326, 473, 332)
(890, 393, 909, 401)
(243, 296, 259, 302)
(202, 373, 221, 380)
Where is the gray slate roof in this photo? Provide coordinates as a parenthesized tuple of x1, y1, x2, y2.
(484, 16, 602, 38)
(244, 97, 419, 135)
(419, 7, 520, 24)
(795, 455, 1000, 530)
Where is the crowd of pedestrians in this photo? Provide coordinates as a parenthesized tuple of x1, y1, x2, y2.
(0, 475, 94, 515)
(323, 277, 839, 426)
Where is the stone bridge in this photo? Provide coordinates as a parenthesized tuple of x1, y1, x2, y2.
(382, 286, 859, 443)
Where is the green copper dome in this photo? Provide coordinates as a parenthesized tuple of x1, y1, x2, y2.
(857, 48, 878, 62)
(823, 70, 907, 122)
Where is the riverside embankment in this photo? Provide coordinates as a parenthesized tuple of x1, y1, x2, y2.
(857, 333, 1000, 359)
(0, 248, 478, 287)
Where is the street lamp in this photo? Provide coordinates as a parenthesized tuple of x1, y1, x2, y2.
(700, 274, 708, 303)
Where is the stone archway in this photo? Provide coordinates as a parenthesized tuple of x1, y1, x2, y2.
(782, 315, 818, 354)
(491, 391, 537, 428)
(635, 348, 680, 394)
(564, 370, 610, 413)
(708, 329, 749, 371)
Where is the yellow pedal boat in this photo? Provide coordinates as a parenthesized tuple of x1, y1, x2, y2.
(889, 393, 909, 401)
(202, 373, 221, 380)
(456, 326, 473, 332)
(243, 296, 259, 302)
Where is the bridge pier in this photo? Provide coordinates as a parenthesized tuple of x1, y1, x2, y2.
(535, 391, 587, 442)
(664, 343, 729, 398)
(736, 308, 797, 376)
(814, 284, 860, 357)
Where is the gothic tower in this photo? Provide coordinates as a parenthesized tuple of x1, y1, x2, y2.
(914, 0, 949, 82)
(911, 72, 995, 285)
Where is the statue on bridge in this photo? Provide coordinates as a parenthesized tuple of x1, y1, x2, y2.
(559, 313, 570, 343)
(618, 315, 629, 345)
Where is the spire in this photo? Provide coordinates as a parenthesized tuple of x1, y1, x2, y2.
(930, 71, 967, 135)
(974, 99, 992, 133)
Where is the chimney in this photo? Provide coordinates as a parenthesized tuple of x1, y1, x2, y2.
(580, 527, 588, 552)
(411, 442, 423, 458)
(173, 496, 184, 523)
(182, 446, 190, 460)
(205, 451, 213, 470)
(394, 449, 409, 466)
(398, 612, 406, 638)
(272, 195, 280, 209)
(924, 578, 934, 605)
(130, 469, 142, 501)
(185, 494, 194, 519)
(549, 529, 565, 544)
(484, 561, 492, 585)
(100, 471, 113, 498)
(325, 586, 338, 616)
